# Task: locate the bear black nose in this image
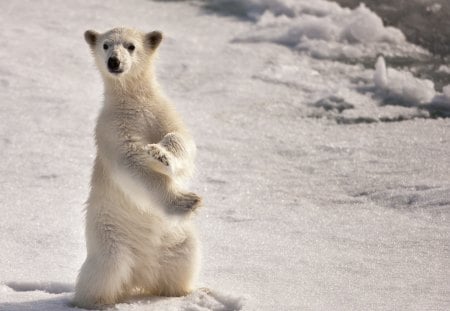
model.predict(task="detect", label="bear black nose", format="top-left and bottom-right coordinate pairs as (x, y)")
top-left (107, 57), bottom-right (120, 71)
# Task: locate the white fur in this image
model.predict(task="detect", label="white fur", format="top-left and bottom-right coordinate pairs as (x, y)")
top-left (73, 28), bottom-right (200, 309)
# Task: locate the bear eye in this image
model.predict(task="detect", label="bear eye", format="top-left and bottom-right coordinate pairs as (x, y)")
top-left (103, 43), bottom-right (108, 50)
top-left (127, 44), bottom-right (135, 52)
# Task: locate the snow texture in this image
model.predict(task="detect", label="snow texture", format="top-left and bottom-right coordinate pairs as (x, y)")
top-left (0, 0), bottom-right (449, 310)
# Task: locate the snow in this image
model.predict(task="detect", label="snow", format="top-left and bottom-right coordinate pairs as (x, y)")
top-left (227, 0), bottom-right (423, 60)
top-left (374, 56), bottom-right (436, 105)
top-left (444, 85), bottom-right (450, 98)
top-left (373, 56), bottom-right (388, 88)
top-left (426, 3), bottom-right (442, 14)
top-left (1, 0), bottom-right (449, 310)
top-left (438, 65), bottom-right (450, 74)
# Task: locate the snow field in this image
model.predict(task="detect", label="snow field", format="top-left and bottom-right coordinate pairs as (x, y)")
top-left (0, 0), bottom-right (449, 310)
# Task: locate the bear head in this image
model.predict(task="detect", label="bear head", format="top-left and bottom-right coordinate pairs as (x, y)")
top-left (84, 27), bottom-right (162, 79)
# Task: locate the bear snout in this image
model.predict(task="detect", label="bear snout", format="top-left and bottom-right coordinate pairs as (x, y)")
top-left (107, 57), bottom-right (121, 72)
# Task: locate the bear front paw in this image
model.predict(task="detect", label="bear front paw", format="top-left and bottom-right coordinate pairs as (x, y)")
top-left (170, 192), bottom-right (203, 214)
top-left (145, 144), bottom-right (170, 166)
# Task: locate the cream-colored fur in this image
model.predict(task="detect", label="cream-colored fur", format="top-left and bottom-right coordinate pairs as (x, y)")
top-left (73, 28), bottom-right (201, 309)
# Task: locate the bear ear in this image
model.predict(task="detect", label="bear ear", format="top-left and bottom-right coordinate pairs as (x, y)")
top-left (84, 30), bottom-right (99, 48)
top-left (145, 31), bottom-right (163, 50)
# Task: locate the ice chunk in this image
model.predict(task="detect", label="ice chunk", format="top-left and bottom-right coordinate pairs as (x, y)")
top-left (344, 5), bottom-right (384, 43)
top-left (437, 65), bottom-right (450, 74)
top-left (343, 4), bottom-right (405, 44)
top-left (257, 10), bottom-right (290, 26)
top-left (428, 84), bottom-right (450, 116)
top-left (426, 3), bottom-right (442, 14)
top-left (374, 55), bottom-right (388, 88)
top-left (284, 16), bottom-right (339, 43)
top-left (443, 84), bottom-right (450, 98)
top-left (373, 56), bottom-right (435, 104)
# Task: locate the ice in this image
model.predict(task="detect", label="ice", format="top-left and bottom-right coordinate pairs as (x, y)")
top-left (373, 56), bottom-right (388, 88)
top-left (0, 0), bottom-right (449, 310)
top-left (374, 56), bottom-right (436, 104)
top-left (431, 84), bottom-right (450, 109)
top-left (226, 0), bottom-right (421, 60)
top-left (438, 65), bottom-right (450, 74)
top-left (444, 84), bottom-right (450, 98)
top-left (342, 4), bottom-right (405, 44)
top-left (218, 0), bottom-right (434, 120)
top-left (426, 3), bottom-right (442, 13)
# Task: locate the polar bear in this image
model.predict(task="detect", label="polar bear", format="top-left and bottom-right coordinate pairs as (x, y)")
top-left (73, 27), bottom-right (202, 309)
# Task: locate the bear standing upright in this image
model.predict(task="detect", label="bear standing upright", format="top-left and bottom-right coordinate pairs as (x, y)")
top-left (73, 27), bottom-right (202, 309)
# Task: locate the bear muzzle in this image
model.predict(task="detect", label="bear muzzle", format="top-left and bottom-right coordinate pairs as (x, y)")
top-left (107, 56), bottom-right (123, 74)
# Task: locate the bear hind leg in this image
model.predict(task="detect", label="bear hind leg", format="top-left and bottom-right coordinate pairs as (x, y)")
top-left (73, 250), bottom-right (133, 309)
top-left (157, 230), bottom-right (199, 297)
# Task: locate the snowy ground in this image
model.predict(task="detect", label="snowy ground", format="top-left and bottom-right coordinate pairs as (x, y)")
top-left (0, 0), bottom-right (449, 310)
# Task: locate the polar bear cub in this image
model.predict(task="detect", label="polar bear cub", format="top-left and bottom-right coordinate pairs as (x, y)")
top-left (73, 27), bottom-right (202, 309)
